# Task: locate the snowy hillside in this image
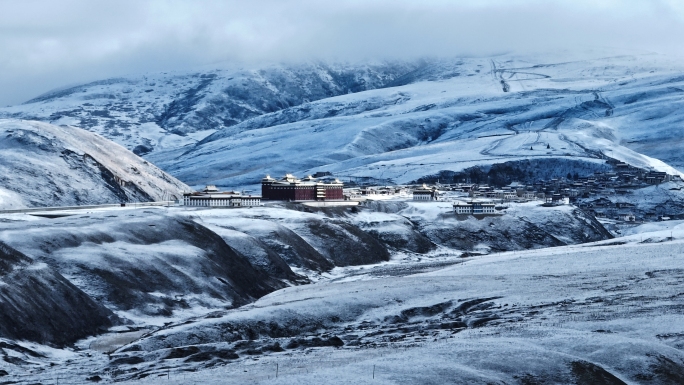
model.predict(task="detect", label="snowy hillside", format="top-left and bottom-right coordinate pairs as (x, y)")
top-left (0, 119), bottom-right (190, 209)
top-left (108, 234), bottom-right (684, 384)
top-left (0, 62), bottom-right (423, 156)
top-left (0, 241), bottom-right (117, 347)
top-left (0, 204), bottom-right (681, 383)
top-left (0, 211), bottom-right (291, 326)
top-left (357, 200), bottom-right (612, 253)
top-left (152, 52), bottom-right (684, 187)
top-left (0, 202), bottom-right (609, 343)
top-left (3, 53), bottom-right (684, 189)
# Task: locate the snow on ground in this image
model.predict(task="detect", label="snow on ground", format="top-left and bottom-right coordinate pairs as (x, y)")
top-left (622, 219), bottom-right (684, 237)
top-left (4, 226), bottom-right (680, 384)
top-left (585, 180), bottom-right (684, 224)
top-left (0, 202), bottom-right (677, 383)
top-left (127, 236), bottom-right (684, 383)
top-left (617, 181), bottom-right (684, 210)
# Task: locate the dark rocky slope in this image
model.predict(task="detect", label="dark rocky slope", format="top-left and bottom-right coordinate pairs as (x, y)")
top-left (202, 217), bottom-right (335, 273)
top-left (0, 242), bottom-right (117, 347)
top-left (357, 201), bottom-right (612, 253)
top-left (301, 219), bottom-right (390, 266)
top-left (0, 212), bottom-right (289, 318)
top-left (195, 207), bottom-right (392, 270)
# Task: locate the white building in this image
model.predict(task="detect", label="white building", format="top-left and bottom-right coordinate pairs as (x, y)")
top-left (522, 191), bottom-right (537, 200)
top-left (493, 190), bottom-right (517, 200)
top-left (413, 184), bottom-right (438, 201)
top-left (182, 186), bottom-right (261, 207)
top-left (453, 201), bottom-right (497, 215)
top-left (454, 201), bottom-right (474, 214)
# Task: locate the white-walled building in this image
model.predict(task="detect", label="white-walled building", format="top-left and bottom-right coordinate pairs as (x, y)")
top-left (491, 190), bottom-right (517, 200)
top-left (522, 191), bottom-right (537, 200)
top-left (413, 184), bottom-right (438, 201)
top-left (545, 194), bottom-right (570, 205)
top-left (453, 201), bottom-right (497, 215)
top-left (182, 186), bottom-right (261, 207)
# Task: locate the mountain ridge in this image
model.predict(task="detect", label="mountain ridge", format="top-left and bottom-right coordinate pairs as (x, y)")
top-left (2, 53), bottom-right (684, 188)
top-left (0, 119), bottom-right (190, 209)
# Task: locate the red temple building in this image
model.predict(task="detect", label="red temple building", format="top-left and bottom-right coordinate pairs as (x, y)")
top-left (261, 174), bottom-right (344, 201)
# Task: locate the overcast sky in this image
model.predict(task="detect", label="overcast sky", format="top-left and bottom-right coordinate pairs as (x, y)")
top-left (1, 0), bottom-right (684, 106)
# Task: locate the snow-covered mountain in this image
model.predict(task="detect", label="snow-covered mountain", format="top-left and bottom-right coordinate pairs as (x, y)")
top-left (5, 51), bottom-right (684, 383)
top-left (3, 52), bottom-right (684, 189)
top-left (156, 52), bottom-right (684, 188)
top-left (0, 62), bottom-right (423, 157)
top-left (0, 119), bottom-right (189, 209)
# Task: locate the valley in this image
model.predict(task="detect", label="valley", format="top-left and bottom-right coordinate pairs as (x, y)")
top-left (1, 50), bottom-right (684, 384)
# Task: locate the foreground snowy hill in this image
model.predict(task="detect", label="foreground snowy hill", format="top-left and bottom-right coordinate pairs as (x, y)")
top-left (0, 119), bottom-right (189, 209)
top-left (0, 242), bottom-right (117, 347)
top-left (108, 234), bottom-right (683, 384)
top-left (0, 202), bottom-right (608, 348)
top-left (0, 205), bottom-right (680, 383)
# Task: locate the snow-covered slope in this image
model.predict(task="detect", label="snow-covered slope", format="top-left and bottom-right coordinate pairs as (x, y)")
top-left (0, 210), bottom-right (290, 325)
top-left (0, 242), bottom-right (117, 347)
top-left (3, 53), bottom-right (684, 189)
top-left (0, 202), bottom-right (609, 331)
top-left (355, 201), bottom-right (612, 253)
top-left (124, 235), bottom-right (683, 384)
top-left (0, 119), bottom-right (190, 209)
top-left (15, 223), bottom-right (680, 384)
top-left (0, 62), bottom-right (423, 156)
top-left (154, 53), bottom-right (684, 187)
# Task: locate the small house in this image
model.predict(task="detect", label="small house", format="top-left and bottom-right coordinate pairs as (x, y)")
top-left (413, 184), bottom-right (438, 201)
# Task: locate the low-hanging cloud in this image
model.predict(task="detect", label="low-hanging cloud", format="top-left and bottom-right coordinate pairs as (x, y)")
top-left (1, 0), bottom-right (683, 106)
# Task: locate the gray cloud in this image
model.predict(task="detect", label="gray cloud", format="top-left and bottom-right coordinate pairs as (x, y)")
top-left (1, 0), bottom-right (684, 106)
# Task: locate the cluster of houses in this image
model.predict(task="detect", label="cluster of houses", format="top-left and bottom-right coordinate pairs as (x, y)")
top-left (578, 198), bottom-right (675, 222)
top-left (531, 164), bottom-right (676, 200)
top-left (345, 186), bottom-right (409, 199)
top-left (345, 184), bottom-right (442, 201)
top-left (434, 165), bottom-right (680, 205)
top-left (181, 165), bottom-right (680, 221)
top-left (583, 198), bottom-right (639, 221)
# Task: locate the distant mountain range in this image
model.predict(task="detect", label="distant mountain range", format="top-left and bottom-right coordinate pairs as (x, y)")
top-left (3, 52), bottom-right (684, 188)
top-left (0, 62), bottom-right (424, 156)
